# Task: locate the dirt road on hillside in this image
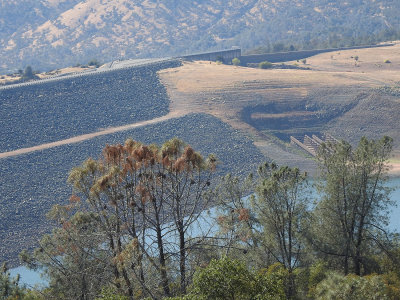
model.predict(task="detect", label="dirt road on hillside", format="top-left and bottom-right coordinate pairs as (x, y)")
top-left (0, 111), bottom-right (183, 159)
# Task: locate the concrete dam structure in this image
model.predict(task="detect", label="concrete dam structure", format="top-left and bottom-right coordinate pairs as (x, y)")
top-left (239, 43), bottom-right (394, 65)
top-left (180, 48), bottom-right (241, 63)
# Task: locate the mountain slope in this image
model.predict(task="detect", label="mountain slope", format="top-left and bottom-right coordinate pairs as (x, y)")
top-left (1, 0), bottom-right (400, 72)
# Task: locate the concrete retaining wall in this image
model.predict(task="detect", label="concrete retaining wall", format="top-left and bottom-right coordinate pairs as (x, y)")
top-left (240, 44), bottom-right (394, 65)
top-left (180, 49), bottom-right (241, 63)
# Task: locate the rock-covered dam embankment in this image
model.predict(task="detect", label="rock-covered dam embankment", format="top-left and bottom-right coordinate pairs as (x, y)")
top-left (0, 59), bottom-right (181, 153)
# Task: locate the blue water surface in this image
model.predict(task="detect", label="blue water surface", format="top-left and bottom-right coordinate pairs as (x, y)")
top-left (9, 178), bottom-right (400, 288)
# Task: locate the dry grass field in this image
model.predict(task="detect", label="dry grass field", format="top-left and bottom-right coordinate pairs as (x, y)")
top-left (0, 65), bottom-right (98, 85)
top-left (159, 42), bottom-right (400, 174)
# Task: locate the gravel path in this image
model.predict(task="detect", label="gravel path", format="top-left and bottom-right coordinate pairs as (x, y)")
top-left (0, 111), bottom-right (182, 159)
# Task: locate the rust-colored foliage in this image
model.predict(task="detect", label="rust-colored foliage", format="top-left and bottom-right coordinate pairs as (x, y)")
top-left (184, 146), bottom-right (194, 160)
top-left (62, 138), bottom-right (216, 298)
top-left (173, 157), bottom-right (186, 172)
top-left (238, 208), bottom-right (250, 222)
top-left (124, 157), bottom-right (134, 173)
top-left (162, 155), bottom-right (170, 167)
top-left (69, 194), bottom-right (81, 204)
top-left (57, 246), bottom-right (65, 255)
top-left (103, 144), bottom-right (124, 165)
top-left (135, 183), bottom-right (150, 203)
top-left (62, 221), bottom-right (72, 230)
top-left (133, 145), bottom-right (154, 163)
top-left (217, 215), bottom-right (227, 225)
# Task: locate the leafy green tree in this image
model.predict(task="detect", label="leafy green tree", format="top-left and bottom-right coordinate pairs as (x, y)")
top-left (253, 163), bottom-right (310, 298)
top-left (312, 136), bottom-right (394, 275)
top-left (96, 287), bottom-right (129, 300)
top-left (22, 66), bottom-right (36, 80)
top-left (214, 164), bottom-right (310, 298)
top-left (307, 260), bottom-right (329, 298)
top-left (272, 42), bottom-right (285, 52)
top-left (190, 256), bottom-right (255, 299)
top-left (21, 208), bottom-right (113, 300)
top-left (314, 272), bottom-right (396, 300)
top-left (187, 256), bottom-right (285, 300)
top-left (215, 173), bottom-right (257, 259)
top-left (259, 61), bottom-right (273, 69)
top-left (0, 263), bottom-right (26, 300)
top-left (232, 58), bottom-right (240, 66)
top-left (88, 59), bottom-right (101, 68)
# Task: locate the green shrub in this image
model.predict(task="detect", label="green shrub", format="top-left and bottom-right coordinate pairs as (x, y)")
top-left (259, 61), bottom-right (273, 69)
top-left (216, 55), bottom-right (224, 64)
top-left (315, 272), bottom-right (393, 300)
top-left (190, 257), bottom-right (254, 299)
top-left (384, 59), bottom-right (391, 63)
top-left (232, 57), bottom-right (241, 66)
top-left (96, 287), bottom-right (129, 300)
top-left (0, 263), bottom-right (27, 299)
top-left (186, 257), bottom-right (285, 300)
top-left (88, 59), bottom-right (101, 68)
top-left (307, 261), bottom-right (329, 298)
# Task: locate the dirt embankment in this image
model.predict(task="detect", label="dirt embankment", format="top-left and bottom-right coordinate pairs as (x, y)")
top-left (159, 43), bottom-right (400, 174)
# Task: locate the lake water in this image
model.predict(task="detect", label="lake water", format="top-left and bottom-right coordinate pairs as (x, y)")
top-left (9, 177), bottom-right (400, 287)
top-left (387, 177), bottom-right (400, 230)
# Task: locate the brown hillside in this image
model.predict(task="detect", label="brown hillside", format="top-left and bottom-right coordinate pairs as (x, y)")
top-left (159, 43), bottom-right (400, 174)
top-left (2, 0), bottom-right (400, 71)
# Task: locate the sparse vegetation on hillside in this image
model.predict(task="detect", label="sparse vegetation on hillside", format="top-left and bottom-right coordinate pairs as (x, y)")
top-left (1, 0), bottom-right (400, 71)
top-left (0, 65), bottom-right (40, 86)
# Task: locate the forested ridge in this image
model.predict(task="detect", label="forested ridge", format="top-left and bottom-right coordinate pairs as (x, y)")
top-left (2, 135), bottom-right (399, 299)
top-left (1, 0), bottom-right (400, 72)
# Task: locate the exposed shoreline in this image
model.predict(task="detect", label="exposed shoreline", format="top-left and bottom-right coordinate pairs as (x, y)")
top-left (389, 162), bottom-right (400, 177)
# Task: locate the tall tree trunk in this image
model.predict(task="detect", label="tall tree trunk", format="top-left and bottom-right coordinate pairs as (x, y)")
top-left (116, 205), bottom-right (134, 299)
top-left (178, 220), bottom-right (186, 295)
top-left (108, 234), bottom-right (122, 290)
top-left (155, 216), bottom-right (170, 297)
top-left (354, 215), bottom-right (366, 276)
